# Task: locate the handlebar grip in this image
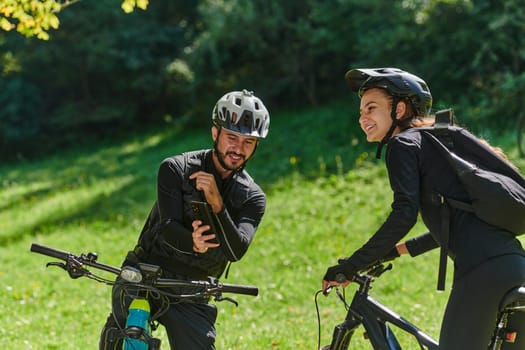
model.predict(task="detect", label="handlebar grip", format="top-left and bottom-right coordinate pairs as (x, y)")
top-left (30, 243), bottom-right (71, 261)
top-left (220, 283), bottom-right (259, 296)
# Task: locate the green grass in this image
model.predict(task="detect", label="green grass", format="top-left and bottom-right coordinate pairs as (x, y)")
top-left (1, 100), bottom-right (524, 349)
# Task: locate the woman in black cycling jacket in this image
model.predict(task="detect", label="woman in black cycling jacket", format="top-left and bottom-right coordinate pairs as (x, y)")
top-left (322, 67), bottom-right (525, 349)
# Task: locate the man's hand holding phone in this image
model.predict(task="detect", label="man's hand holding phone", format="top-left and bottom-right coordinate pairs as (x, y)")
top-left (191, 200), bottom-right (221, 253)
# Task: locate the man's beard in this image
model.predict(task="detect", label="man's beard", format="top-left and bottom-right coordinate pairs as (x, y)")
top-left (214, 143), bottom-right (247, 171)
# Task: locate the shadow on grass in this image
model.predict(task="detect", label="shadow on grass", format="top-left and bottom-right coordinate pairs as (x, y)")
top-left (0, 126), bottom-right (208, 246)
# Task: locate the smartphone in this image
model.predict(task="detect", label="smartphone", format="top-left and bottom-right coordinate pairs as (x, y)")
top-left (190, 200), bottom-right (219, 244)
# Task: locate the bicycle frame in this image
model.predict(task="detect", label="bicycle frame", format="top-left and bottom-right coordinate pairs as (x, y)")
top-left (323, 263), bottom-right (438, 350)
top-left (328, 286), bottom-right (438, 350)
top-left (323, 263), bottom-right (525, 350)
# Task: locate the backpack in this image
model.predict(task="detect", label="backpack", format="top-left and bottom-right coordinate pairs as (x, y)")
top-left (419, 109), bottom-right (525, 290)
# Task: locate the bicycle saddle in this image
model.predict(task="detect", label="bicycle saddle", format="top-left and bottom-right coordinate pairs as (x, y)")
top-left (500, 286), bottom-right (525, 311)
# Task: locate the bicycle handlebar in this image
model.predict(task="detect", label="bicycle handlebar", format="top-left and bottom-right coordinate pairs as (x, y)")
top-left (31, 242), bottom-right (121, 275)
top-left (333, 261), bottom-right (392, 284)
top-left (218, 282), bottom-right (259, 296)
top-left (31, 243), bottom-right (70, 260)
top-left (30, 243), bottom-right (258, 297)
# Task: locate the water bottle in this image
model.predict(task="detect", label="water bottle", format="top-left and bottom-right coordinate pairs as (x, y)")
top-left (123, 298), bottom-right (151, 350)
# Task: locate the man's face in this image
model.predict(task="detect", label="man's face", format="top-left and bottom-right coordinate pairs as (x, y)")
top-left (212, 127), bottom-right (258, 171)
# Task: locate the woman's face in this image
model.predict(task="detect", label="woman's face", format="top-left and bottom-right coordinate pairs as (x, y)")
top-left (359, 88), bottom-right (400, 142)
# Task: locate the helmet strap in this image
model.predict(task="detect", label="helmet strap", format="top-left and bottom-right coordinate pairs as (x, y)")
top-left (375, 97), bottom-right (400, 159)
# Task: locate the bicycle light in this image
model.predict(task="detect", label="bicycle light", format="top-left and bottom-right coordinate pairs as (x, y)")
top-left (120, 266), bottom-right (143, 283)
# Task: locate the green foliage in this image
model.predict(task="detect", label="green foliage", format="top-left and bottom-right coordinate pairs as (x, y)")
top-left (0, 0), bottom-right (61, 40)
top-left (0, 0), bottom-right (201, 159)
top-left (121, 0), bottom-right (149, 13)
top-left (191, 0), bottom-right (347, 106)
top-left (0, 0), bottom-right (149, 40)
top-left (410, 0), bottom-right (525, 127)
top-left (0, 77), bottom-right (42, 148)
top-left (1, 0), bottom-right (525, 160)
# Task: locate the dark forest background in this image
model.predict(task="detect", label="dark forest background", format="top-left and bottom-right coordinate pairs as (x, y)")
top-left (1, 0), bottom-right (524, 160)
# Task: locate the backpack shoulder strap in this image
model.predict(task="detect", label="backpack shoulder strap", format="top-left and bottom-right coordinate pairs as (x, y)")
top-left (419, 110), bottom-right (474, 290)
top-left (417, 110), bottom-right (455, 291)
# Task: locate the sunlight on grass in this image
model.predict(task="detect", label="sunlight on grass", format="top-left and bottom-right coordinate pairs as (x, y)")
top-left (0, 179), bottom-right (53, 208)
top-left (1, 175), bottom-right (135, 243)
top-left (120, 133), bottom-right (166, 155)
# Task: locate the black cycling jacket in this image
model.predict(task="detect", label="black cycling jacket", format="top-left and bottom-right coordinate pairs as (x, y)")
top-left (345, 128), bottom-right (524, 281)
top-left (134, 149), bottom-right (266, 279)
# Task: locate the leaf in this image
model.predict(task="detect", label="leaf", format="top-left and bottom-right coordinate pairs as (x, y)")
top-left (137, 0), bottom-right (149, 10)
top-left (121, 0), bottom-right (134, 14)
top-left (48, 14), bottom-right (59, 29)
top-left (0, 17), bottom-right (15, 31)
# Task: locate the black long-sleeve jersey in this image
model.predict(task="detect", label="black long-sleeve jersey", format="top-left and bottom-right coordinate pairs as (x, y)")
top-left (135, 149), bottom-right (266, 279)
top-left (345, 128), bottom-right (524, 281)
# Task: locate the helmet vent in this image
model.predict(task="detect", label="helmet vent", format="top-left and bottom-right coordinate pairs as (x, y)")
top-left (419, 82), bottom-right (430, 92)
top-left (254, 102), bottom-right (260, 110)
top-left (242, 114), bottom-right (250, 128)
top-left (235, 97), bottom-right (242, 106)
top-left (219, 107), bottom-right (227, 121)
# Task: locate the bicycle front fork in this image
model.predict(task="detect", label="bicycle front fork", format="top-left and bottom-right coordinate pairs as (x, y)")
top-left (321, 320), bottom-right (355, 350)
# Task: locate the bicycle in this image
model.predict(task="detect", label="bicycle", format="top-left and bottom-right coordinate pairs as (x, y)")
top-left (316, 262), bottom-right (525, 350)
top-left (30, 243), bottom-right (258, 349)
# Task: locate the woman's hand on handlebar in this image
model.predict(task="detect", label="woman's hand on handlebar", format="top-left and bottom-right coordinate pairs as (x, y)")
top-left (322, 278), bottom-right (350, 295)
top-left (322, 242), bottom-right (408, 294)
top-left (322, 258), bottom-right (355, 294)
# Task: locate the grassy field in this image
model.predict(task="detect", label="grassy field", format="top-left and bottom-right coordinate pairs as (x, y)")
top-left (1, 100), bottom-right (524, 349)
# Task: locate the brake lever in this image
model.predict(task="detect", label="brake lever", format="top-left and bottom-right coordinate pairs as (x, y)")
top-left (214, 294), bottom-right (239, 307)
top-left (46, 261), bottom-right (67, 270)
top-left (46, 258), bottom-right (87, 279)
top-left (368, 262), bottom-right (393, 277)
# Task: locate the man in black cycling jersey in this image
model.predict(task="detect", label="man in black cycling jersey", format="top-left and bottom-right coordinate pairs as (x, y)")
top-left (99, 89), bottom-right (270, 350)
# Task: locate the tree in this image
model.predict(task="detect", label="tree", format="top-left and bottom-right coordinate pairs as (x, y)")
top-left (0, 0), bottom-right (199, 159)
top-left (0, 0), bottom-right (149, 40)
top-left (410, 0), bottom-right (525, 130)
top-left (2, 0), bottom-right (523, 160)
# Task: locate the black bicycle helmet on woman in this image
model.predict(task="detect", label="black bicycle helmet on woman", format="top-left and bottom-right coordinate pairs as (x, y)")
top-left (345, 67), bottom-right (432, 158)
top-left (212, 89), bottom-right (270, 139)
